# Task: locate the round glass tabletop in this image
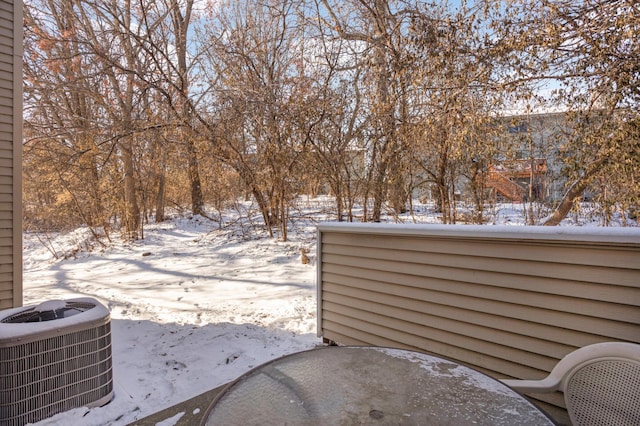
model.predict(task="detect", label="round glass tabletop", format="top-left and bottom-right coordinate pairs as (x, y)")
top-left (203, 346), bottom-right (555, 425)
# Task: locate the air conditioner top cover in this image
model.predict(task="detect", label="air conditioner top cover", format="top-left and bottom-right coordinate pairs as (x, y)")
top-left (0, 297), bottom-right (111, 345)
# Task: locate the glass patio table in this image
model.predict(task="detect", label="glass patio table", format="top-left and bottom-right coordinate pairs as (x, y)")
top-left (202, 346), bottom-right (555, 425)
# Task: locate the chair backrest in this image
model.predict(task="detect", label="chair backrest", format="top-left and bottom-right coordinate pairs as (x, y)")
top-left (559, 343), bottom-right (640, 426)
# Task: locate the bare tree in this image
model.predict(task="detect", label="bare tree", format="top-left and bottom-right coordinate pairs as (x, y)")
top-left (318, 0), bottom-right (412, 221)
top-left (24, 0), bottom-right (120, 236)
top-left (78, 0), bottom-right (149, 237)
top-left (168, 0), bottom-right (206, 217)
top-left (492, 0), bottom-right (640, 225)
top-left (24, 0), bottom-right (638, 236)
top-left (198, 0), bottom-right (309, 239)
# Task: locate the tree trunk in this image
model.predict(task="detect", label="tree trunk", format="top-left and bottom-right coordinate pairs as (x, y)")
top-left (371, 166), bottom-right (386, 222)
top-left (171, 0), bottom-right (205, 217)
top-left (370, 0), bottom-right (395, 223)
top-left (155, 148), bottom-right (167, 222)
top-left (388, 159), bottom-right (407, 215)
top-left (543, 180), bottom-right (589, 226)
top-left (187, 138), bottom-right (205, 216)
top-left (122, 139), bottom-right (140, 237)
top-left (543, 156), bottom-right (607, 226)
top-left (280, 187), bottom-right (288, 241)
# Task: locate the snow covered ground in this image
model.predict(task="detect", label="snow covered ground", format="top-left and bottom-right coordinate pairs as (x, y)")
top-left (18, 198), bottom-right (635, 425)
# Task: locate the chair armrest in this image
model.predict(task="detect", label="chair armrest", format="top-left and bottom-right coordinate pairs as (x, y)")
top-left (501, 376), bottom-right (561, 393)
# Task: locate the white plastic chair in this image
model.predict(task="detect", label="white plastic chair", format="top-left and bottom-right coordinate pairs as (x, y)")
top-left (502, 342), bottom-right (640, 426)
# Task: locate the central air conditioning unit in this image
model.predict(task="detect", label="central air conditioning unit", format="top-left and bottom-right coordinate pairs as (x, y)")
top-left (0, 297), bottom-right (113, 426)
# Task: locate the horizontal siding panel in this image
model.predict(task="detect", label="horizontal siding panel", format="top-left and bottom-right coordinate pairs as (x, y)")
top-left (0, 228), bottom-right (11, 238)
top-left (0, 49), bottom-right (14, 65)
top-left (0, 121), bottom-right (12, 133)
top-left (322, 297), bottom-right (572, 368)
top-left (0, 277), bottom-right (12, 291)
top-left (0, 220), bottom-right (14, 228)
top-left (322, 242), bottom-right (640, 289)
top-left (0, 149), bottom-right (11, 161)
top-left (322, 233), bottom-right (640, 270)
top-left (0, 298), bottom-right (13, 310)
top-left (0, 102), bottom-right (12, 116)
top-left (0, 196), bottom-right (13, 210)
top-left (0, 90), bottom-right (12, 104)
top-left (322, 261), bottom-right (640, 325)
top-left (322, 249), bottom-right (640, 305)
top-left (0, 18), bottom-right (12, 33)
top-left (321, 314), bottom-right (555, 380)
top-left (0, 2), bottom-right (12, 14)
top-left (0, 25), bottom-right (12, 40)
top-left (0, 261), bottom-right (13, 274)
top-left (0, 96), bottom-right (13, 110)
top-left (0, 282), bottom-right (13, 299)
top-left (0, 138), bottom-right (12, 150)
top-left (322, 281), bottom-right (614, 348)
top-left (0, 288), bottom-right (11, 301)
top-left (0, 69), bottom-right (11, 86)
top-left (0, 148), bottom-right (12, 159)
top-left (320, 329), bottom-right (369, 347)
top-left (323, 265), bottom-right (640, 340)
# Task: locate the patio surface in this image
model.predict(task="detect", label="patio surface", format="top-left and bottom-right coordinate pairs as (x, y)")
top-left (127, 385), bottom-right (225, 426)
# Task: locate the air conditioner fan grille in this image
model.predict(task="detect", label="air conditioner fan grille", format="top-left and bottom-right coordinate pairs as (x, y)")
top-left (0, 302), bottom-right (96, 324)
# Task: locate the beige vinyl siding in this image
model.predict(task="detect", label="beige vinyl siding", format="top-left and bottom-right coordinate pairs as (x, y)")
top-left (0, 0), bottom-right (21, 310)
top-left (317, 223), bottom-right (640, 423)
